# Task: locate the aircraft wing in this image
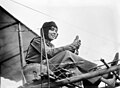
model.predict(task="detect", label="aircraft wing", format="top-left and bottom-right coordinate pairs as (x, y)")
top-left (0, 6), bottom-right (38, 82)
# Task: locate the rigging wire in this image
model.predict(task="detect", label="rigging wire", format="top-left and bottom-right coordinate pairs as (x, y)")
top-left (8, 0), bottom-right (56, 19)
top-left (89, 58), bottom-right (120, 71)
top-left (41, 28), bottom-right (50, 88)
top-left (2, 0), bottom-right (119, 47)
top-left (7, 0), bottom-right (120, 46)
top-left (3, 0), bottom-right (119, 61)
top-left (40, 29), bottom-right (43, 88)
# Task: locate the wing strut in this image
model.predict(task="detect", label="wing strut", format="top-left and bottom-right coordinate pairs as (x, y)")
top-left (18, 23), bottom-right (26, 84)
top-left (100, 58), bottom-right (120, 81)
top-left (41, 28), bottom-right (50, 88)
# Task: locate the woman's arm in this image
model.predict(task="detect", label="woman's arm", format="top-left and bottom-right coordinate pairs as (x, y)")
top-left (31, 36), bottom-right (81, 58)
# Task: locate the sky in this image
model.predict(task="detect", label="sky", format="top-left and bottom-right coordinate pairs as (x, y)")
top-left (1, 0), bottom-right (120, 88)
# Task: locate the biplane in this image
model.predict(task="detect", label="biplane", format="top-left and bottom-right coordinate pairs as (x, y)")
top-left (0, 6), bottom-right (120, 88)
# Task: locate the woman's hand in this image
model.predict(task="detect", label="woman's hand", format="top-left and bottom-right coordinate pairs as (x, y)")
top-left (61, 35), bottom-right (81, 53)
top-left (71, 35), bottom-right (81, 50)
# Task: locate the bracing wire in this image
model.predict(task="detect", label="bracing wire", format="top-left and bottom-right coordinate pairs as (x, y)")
top-left (89, 58), bottom-right (120, 71)
top-left (40, 29), bottom-right (43, 88)
top-left (7, 0), bottom-right (120, 47)
top-left (8, 0), bottom-right (56, 19)
top-left (41, 28), bottom-right (50, 88)
top-left (6, 0), bottom-right (120, 64)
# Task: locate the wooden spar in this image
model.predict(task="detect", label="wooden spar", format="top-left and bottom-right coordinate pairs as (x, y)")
top-left (64, 64), bottom-right (116, 86)
top-left (100, 59), bottom-right (120, 80)
top-left (53, 64), bottom-right (120, 87)
top-left (18, 23), bottom-right (26, 84)
top-left (21, 64), bottom-right (120, 88)
top-left (101, 82), bottom-right (120, 88)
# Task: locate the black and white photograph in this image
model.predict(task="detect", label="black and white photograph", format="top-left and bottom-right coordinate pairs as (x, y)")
top-left (0, 0), bottom-right (120, 88)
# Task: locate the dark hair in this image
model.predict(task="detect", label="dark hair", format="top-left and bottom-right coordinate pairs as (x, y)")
top-left (42, 21), bottom-right (58, 29)
top-left (41, 21), bottom-right (58, 41)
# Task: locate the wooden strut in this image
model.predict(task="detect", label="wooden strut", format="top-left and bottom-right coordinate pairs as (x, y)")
top-left (40, 29), bottom-right (43, 88)
top-left (41, 28), bottom-right (50, 88)
top-left (100, 59), bottom-right (120, 81)
top-left (18, 23), bottom-right (26, 84)
top-left (22, 64), bottom-right (120, 88)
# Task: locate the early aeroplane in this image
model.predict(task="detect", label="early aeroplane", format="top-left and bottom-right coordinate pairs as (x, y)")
top-left (0, 6), bottom-right (120, 88)
top-left (18, 53), bottom-right (120, 88)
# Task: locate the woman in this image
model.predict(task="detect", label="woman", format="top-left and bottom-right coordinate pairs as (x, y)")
top-left (25, 21), bottom-right (116, 88)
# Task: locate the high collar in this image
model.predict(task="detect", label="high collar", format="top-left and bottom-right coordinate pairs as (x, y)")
top-left (45, 39), bottom-right (54, 47)
top-left (45, 39), bottom-right (51, 44)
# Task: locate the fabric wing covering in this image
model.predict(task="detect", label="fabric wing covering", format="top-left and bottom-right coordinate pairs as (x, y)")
top-left (0, 6), bottom-right (38, 82)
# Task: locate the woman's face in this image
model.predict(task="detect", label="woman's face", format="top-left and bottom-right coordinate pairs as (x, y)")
top-left (48, 26), bottom-right (58, 40)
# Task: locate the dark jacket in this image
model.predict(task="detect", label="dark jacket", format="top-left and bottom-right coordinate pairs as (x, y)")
top-left (25, 36), bottom-right (75, 64)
